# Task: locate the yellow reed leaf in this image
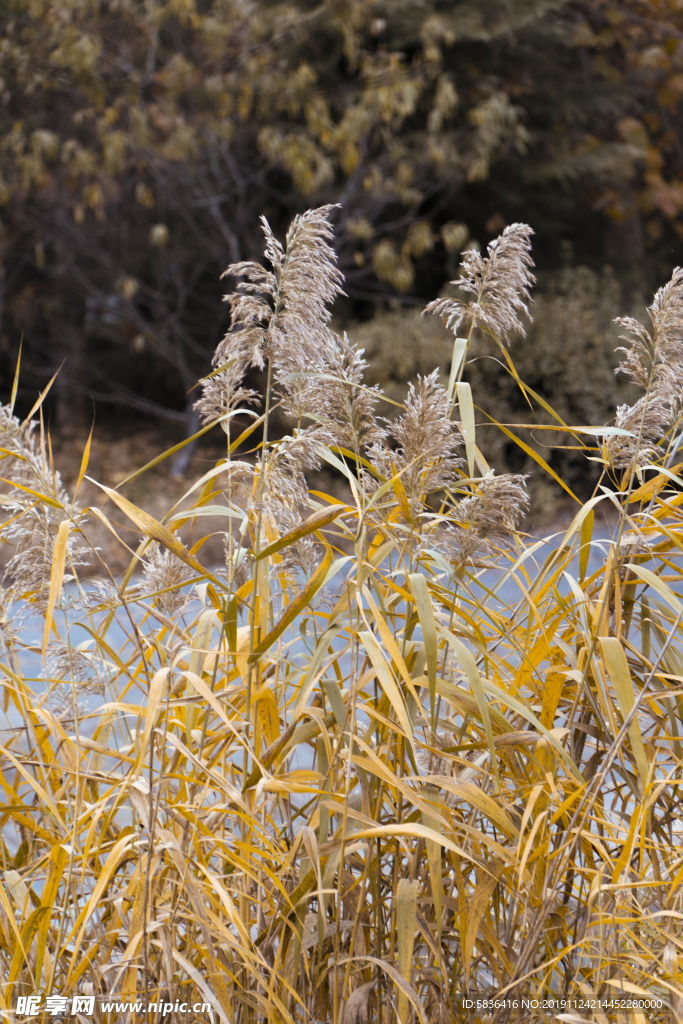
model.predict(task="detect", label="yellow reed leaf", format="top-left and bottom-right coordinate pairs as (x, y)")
top-left (88, 479), bottom-right (224, 587)
top-left (133, 667), bottom-right (169, 774)
top-left (250, 549), bottom-right (331, 661)
top-left (43, 519), bottom-right (70, 652)
top-left (256, 503), bottom-right (347, 559)
top-left (396, 878), bottom-right (418, 1024)
top-left (540, 668), bottom-right (565, 729)
top-left (421, 786), bottom-right (443, 948)
top-left (409, 572), bottom-right (438, 733)
top-left (462, 871), bottom-right (500, 986)
top-left (122, 878), bottom-right (146, 1002)
top-left (580, 507), bottom-right (594, 580)
top-left (186, 608), bottom-right (217, 740)
top-left (456, 380), bottom-right (475, 478)
top-left (74, 421), bottom-right (94, 500)
top-left (628, 461), bottom-right (683, 503)
top-left (34, 843), bottom-right (68, 987)
top-left (359, 629), bottom-right (413, 744)
top-left (600, 637), bottom-right (649, 791)
top-left (67, 833), bottom-right (136, 979)
top-left (256, 687), bottom-right (281, 751)
top-left (7, 906), bottom-right (50, 996)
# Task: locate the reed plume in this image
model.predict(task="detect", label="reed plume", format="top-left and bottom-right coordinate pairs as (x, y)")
top-left (367, 370), bottom-right (462, 518)
top-left (442, 471), bottom-right (529, 565)
top-left (0, 406), bottom-right (87, 617)
top-left (200, 205), bottom-right (384, 567)
top-left (424, 222), bottom-right (535, 342)
top-left (606, 266), bottom-right (683, 468)
top-left (141, 542), bottom-right (194, 617)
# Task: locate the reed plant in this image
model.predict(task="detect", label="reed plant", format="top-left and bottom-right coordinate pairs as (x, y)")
top-left (2, 206), bottom-right (683, 1024)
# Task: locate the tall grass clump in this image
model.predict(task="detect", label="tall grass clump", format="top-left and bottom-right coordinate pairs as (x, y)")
top-left (2, 206), bottom-right (683, 1024)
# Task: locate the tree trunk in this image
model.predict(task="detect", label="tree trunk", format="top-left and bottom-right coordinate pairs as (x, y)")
top-left (53, 319), bottom-right (88, 435)
top-left (170, 396), bottom-right (200, 478)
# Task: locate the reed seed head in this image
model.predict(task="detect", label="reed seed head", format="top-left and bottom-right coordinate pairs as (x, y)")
top-left (424, 222), bottom-right (535, 343)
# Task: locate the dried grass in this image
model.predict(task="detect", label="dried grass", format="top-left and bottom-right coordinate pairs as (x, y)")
top-left (0, 209), bottom-right (681, 1024)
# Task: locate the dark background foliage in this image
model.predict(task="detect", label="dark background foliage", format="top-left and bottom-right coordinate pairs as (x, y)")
top-left (0, 0), bottom-right (681, 492)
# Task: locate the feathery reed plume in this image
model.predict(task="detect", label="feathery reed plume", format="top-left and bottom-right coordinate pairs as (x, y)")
top-left (368, 370), bottom-right (462, 517)
top-left (193, 250), bottom-right (271, 426)
top-left (0, 406), bottom-right (87, 615)
top-left (46, 642), bottom-right (105, 695)
top-left (424, 223), bottom-right (535, 342)
top-left (308, 333), bottom-right (385, 453)
top-left (194, 366), bottom-right (259, 428)
top-left (201, 205), bottom-right (386, 591)
top-left (442, 472), bottom-right (529, 564)
top-left (607, 398), bottom-right (672, 469)
top-left (253, 432), bottom-right (319, 523)
top-left (41, 642), bottom-right (106, 728)
top-left (141, 542), bottom-right (194, 617)
top-left (196, 205), bottom-right (346, 430)
top-left (604, 267), bottom-right (683, 468)
top-left (265, 208), bottom-right (385, 462)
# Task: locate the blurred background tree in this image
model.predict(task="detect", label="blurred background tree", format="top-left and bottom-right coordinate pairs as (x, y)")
top-left (0, 0), bottom-right (682, 487)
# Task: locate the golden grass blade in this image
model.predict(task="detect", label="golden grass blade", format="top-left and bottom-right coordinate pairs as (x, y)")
top-left (89, 479), bottom-right (224, 587)
top-left (421, 786), bottom-right (443, 948)
top-left (25, 364), bottom-right (62, 423)
top-left (628, 460), bottom-right (683, 503)
top-left (337, 956), bottom-right (428, 1024)
top-left (114, 408), bottom-right (262, 489)
top-left (7, 906), bottom-right (49, 996)
top-left (170, 949), bottom-right (231, 1024)
top-left (9, 336), bottom-right (22, 417)
top-left (255, 685), bottom-right (281, 752)
top-left (256, 504), bottom-right (347, 560)
top-left (74, 421), bottom-right (94, 500)
top-left (600, 637), bottom-right (650, 789)
top-left (391, 458), bottom-right (413, 522)
top-left (66, 833), bottom-right (136, 978)
top-left (185, 609), bottom-right (217, 739)
top-left (396, 878), bottom-right (418, 1024)
top-left (0, 745), bottom-right (64, 826)
top-left (484, 415), bottom-right (580, 502)
top-left (363, 587), bottom-right (423, 705)
top-left (133, 668), bottom-right (169, 771)
top-left (579, 507), bottom-right (594, 581)
top-left (34, 843), bottom-right (68, 987)
top-left (347, 823), bottom-right (481, 868)
top-left (462, 872), bottom-right (500, 987)
top-left (540, 668), bottom-right (565, 729)
top-left (447, 634), bottom-right (501, 792)
top-left (456, 381), bottom-right (476, 478)
top-left (447, 336), bottom-right (468, 402)
top-left (359, 630), bottom-right (413, 743)
top-left (250, 549), bottom-right (332, 661)
top-left (625, 563), bottom-right (683, 614)
top-left (409, 573), bottom-right (438, 734)
top-left (43, 519), bottom-right (70, 653)
top-left (423, 776), bottom-right (518, 839)
top-left (0, 478), bottom-right (63, 508)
